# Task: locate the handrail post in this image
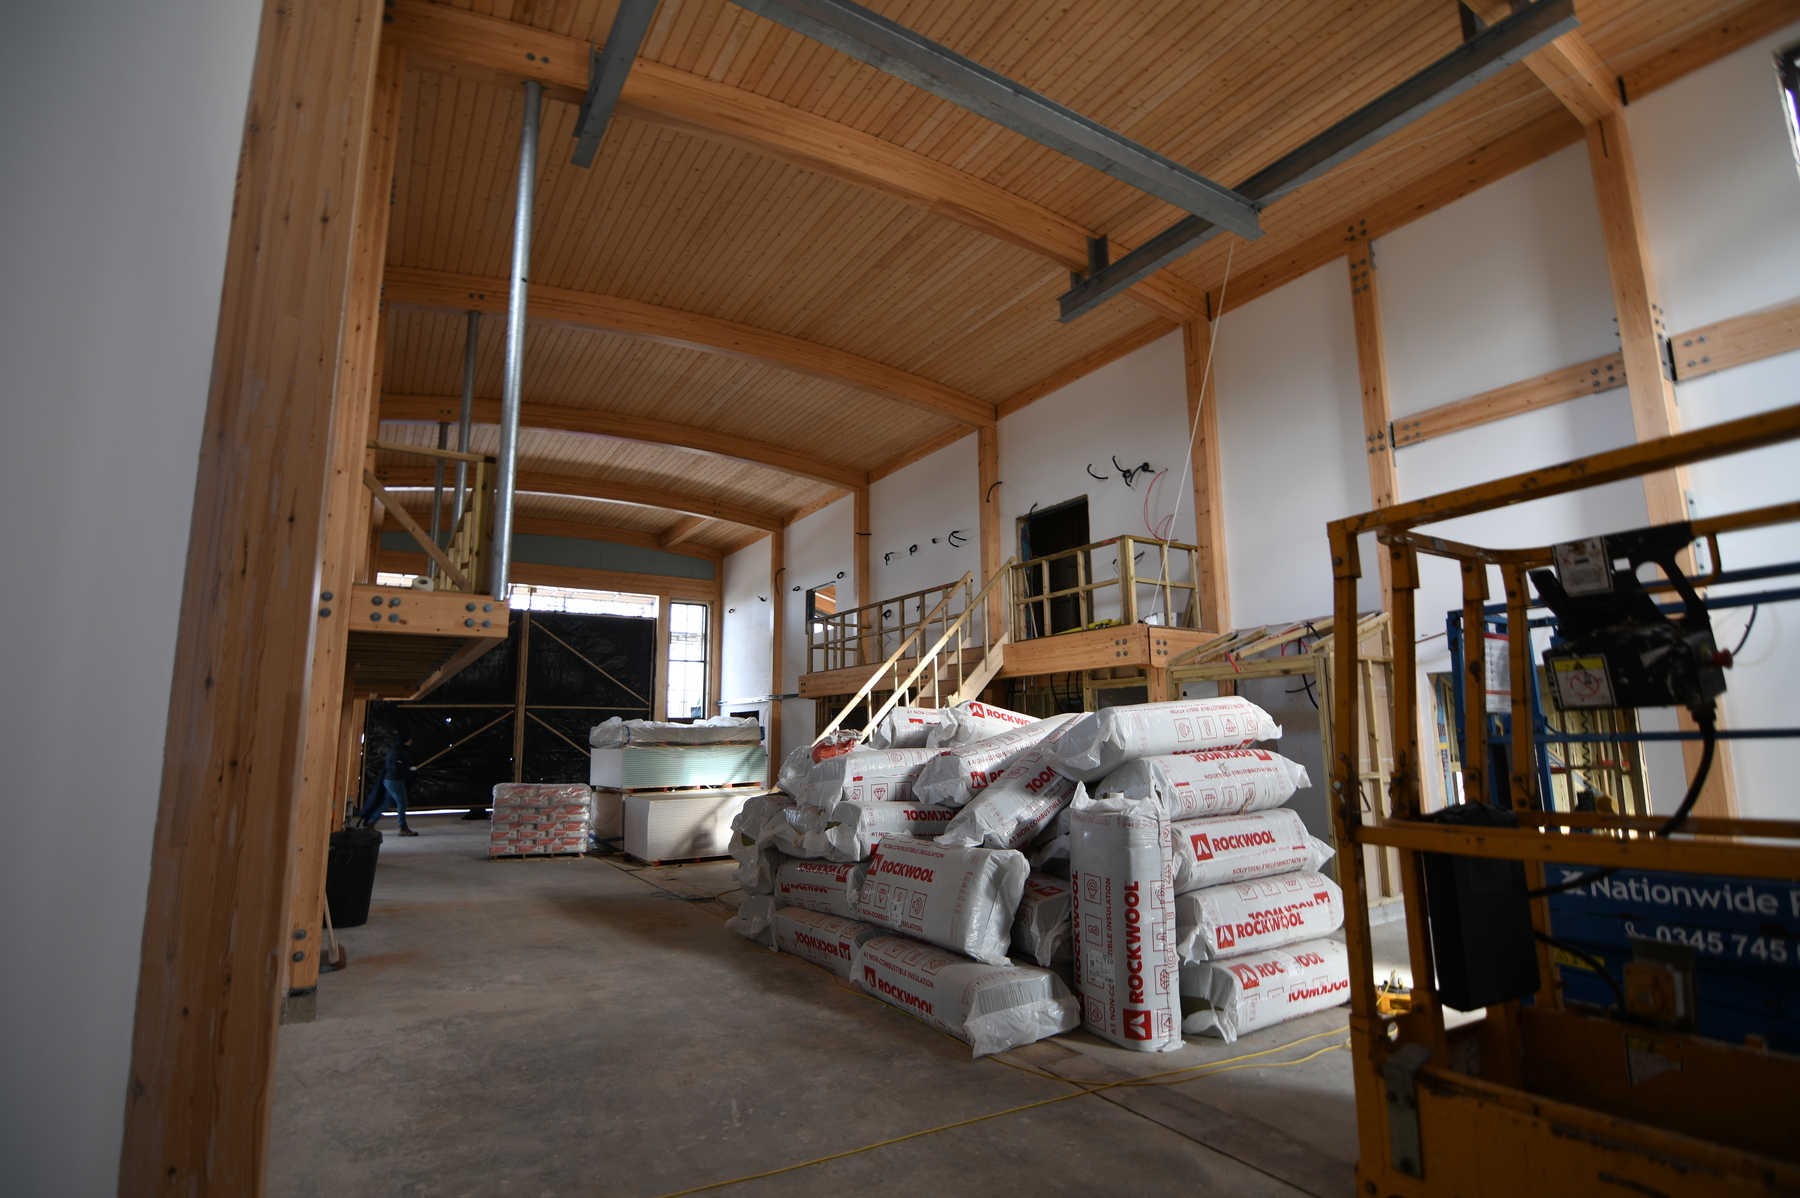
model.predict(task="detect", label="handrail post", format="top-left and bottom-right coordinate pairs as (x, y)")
top-left (1120, 536), bottom-right (1139, 625)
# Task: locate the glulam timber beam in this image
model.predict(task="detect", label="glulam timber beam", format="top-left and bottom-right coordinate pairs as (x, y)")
top-left (384, 0), bottom-right (1205, 322)
top-left (1465, 2), bottom-right (1620, 125)
top-left (379, 512), bottom-right (724, 561)
top-left (380, 393), bottom-right (867, 490)
top-left (385, 267), bottom-right (994, 428)
top-left (376, 464), bottom-right (788, 532)
top-left (659, 515), bottom-right (709, 549)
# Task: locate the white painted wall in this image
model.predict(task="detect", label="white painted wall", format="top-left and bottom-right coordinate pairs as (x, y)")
top-left (868, 432), bottom-right (979, 605)
top-left (0, 1), bottom-right (263, 1193)
top-left (778, 497), bottom-right (856, 759)
top-left (1633, 21), bottom-right (1800, 821)
top-left (720, 537), bottom-right (774, 709)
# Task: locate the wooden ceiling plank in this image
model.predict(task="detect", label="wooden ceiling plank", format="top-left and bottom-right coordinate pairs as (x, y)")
top-left (997, 316), bottom-right (1179, 419)
top-left (384, 264), bottom-right (997, 426)
top-left (868, 425), bottom-right (974, 483)
top-left (378, 461), bottom-right (793, 531)
top-left (381, 392), bottom-right (867, 489)
top-left (387, 0), bottom-right (1205, 321)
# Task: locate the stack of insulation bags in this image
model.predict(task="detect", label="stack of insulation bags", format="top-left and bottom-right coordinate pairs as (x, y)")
top-left (1049, 699), bottom-right (1351, 1048)
top-left (725, 695), bottom-right (1351, 1054)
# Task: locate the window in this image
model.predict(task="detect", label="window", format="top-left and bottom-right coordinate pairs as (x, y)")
top-left (667, 602), bottom-right (710, 719)
top-left (506, 583), bottom-right (656, 618)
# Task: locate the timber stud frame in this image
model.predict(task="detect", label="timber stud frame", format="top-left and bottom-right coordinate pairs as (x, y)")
top-left (1327, 401), bottom-right (1800, 1197)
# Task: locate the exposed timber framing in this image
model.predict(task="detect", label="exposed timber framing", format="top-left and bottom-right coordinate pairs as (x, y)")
top-left (996, 319), bottom-right (1179, 419)
top-left (1183, 321), bottom-right (1229, 633)
top-left (385, 267), bottom-right (994, 428)
top-left (1347, 229), bottom-right (1397, 607)
top-left (377, 548), bottom-right (720, 603)
top-left (384, 512), bottom-right (724, 561)
top-left (380, 393), bottom-right (867, 490)
top-left (374, 464), bottom-right (789, 532)
top-left (869, 427), bottom-right (974, 483)
top-left (284, 39), bottom-right (405, 1005)
top-left (386, 0), bottom-right (1207, 322)
top-left (659, 515), bottom-right (709, 549)
top-left (978, 426), bottom-right (1001, 643)
top-left (119, 0), bottom-right (388, 1190)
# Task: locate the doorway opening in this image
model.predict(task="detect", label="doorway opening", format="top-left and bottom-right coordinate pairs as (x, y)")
top-left (1018, 497), bottom-right (1090, 637)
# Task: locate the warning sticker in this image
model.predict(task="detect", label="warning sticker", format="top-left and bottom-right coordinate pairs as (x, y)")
top-left (1551, 656), bottom-right (1615, 709)
top-left (1554, 537), bottom-right (1613, 596)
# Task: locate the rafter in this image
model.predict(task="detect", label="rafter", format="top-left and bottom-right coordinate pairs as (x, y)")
top-left (381, 511), bottom-right (726, 560)
top-left (375, 464), bottom-right (790, 532)
top-left (379, 393), bottom-right (867, 490)
top-left (385, 0), bottom-right (1206, 322)
top-left (659, 515), bottom-right (709, 549)
top-left (385, 267), bottom-right (993, 428)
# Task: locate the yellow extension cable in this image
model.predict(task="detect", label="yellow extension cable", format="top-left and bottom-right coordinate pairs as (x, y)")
top-left (619, 862), bottom-right (1352, 1198)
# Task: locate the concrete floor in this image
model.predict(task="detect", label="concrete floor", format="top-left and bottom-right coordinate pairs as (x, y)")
top-left (270, 815), bottom-right (1370, 1197)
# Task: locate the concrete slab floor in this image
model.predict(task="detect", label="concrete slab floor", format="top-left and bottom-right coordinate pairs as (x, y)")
top-left (270, 815), bottom-right (1364, 1198)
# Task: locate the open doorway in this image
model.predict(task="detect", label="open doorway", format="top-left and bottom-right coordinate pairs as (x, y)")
top-left (1018, 497), bottom-right (1090, 637)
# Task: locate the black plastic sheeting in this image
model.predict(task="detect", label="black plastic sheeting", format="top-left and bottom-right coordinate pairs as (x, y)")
top-left (362, 611), bottom-right (655, 810)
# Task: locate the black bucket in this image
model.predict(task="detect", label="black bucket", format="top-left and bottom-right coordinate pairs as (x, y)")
top-left (325, 826), bottom-right (383, 928)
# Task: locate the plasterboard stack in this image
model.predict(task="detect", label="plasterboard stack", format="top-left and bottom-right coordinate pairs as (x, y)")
top-left (588, 716), bottom-right (768, 861)
top-left (489, 782), bottom-right (594, 859)
top-left (724, 697), bottom-right (1351, 1055)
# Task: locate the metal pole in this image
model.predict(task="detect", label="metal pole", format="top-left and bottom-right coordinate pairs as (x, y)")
top-left (493, 81), bottom-right (541, 600)
top-left (452, 311), bottom-right (478, 529)
top-left (429, 422), bottom-right (448, 556)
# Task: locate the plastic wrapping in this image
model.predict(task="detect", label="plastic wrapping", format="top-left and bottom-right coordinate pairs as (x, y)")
top-left (937, 746), bottom-right (1077, 850)
top-left (810, 801), bottom-right (956, 861)
top-left (1096, 748), bottom-right (1311, 820)
top-left (774, 858), bottom-right (870, 919)
top-left (768, 805), bottom-right (830, 859)
top-left (726, 895), bottom-right (779, 946)
top-left (854, 836), bottom-right (1029, 965)
top-left (1069, 790), bottom-right (1182, 1051)
top-left (777, 744), bottom-right (814, 798)
top-left (773, 907), bottom-right (883, 979)
top-left (1174, 870), bottom-right (1345, 962)
top-left (855, 934), bottom-right (1080, 1057)
top-left (730, 793), bottom-right (797, 851)
top-left (1044, 698), bottom-right (1282, 782)
top-left (489, 783), bottom-right (594, 857)
top-left (733, 843), bottom-right (785, 896)
top-left (1169, 809), bottom-right (1334, 893)
top-left (800, 747), bottom-right (941, 811)
top-left (868, 706), bottom-right (950, 749)
top-left (925, 700), bottom-right (1038, 748)
top-left (1179, 939), bottom-right (1350, 1041)
top-left (1012, 873), bottom-right (1073, 968)
top-left (912, 713), bottom-right (1076, 808)
top-left (589, 715), bottom-right (761, 748)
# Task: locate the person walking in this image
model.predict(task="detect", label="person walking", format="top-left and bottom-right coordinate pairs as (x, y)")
top-left (357, 735), bottom-right (419, 836)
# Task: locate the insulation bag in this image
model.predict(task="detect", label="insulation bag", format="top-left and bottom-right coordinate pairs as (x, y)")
top-left (768, 805), bottom-right (830, 859)
top-left (855, 835), bottom-right (1029, 965)
top-left (1174, 870), bottom-right (1345, 962)
top-left (868, 706), bottom-right (950, 749)
top-left (1179, 939), bottom-right (1351, 1042)
top-left (925, 700), bottom-right (1039, 748)
top-left (912, 713), bottom-right (1077, 807)
top-left (1012, 873), bottom-right (1073, 968)
top-left (777, 744), bottom-right (814, 798)
top-left (800, 747), bottom-right (941, 811)
top-left (773, 907), bottom-right (883, 979)
top-left (1068, 792), bottom-right (1182, 1052)
top-left (1097, 748), bottom-right (1310, 820)
top-left (725, 895), bottom-right (778, 946)
top-left (937, 746), bottom-right (1078, 850)
top-left (730, 793), bottom-right (796, 853)
top-left (855, 934), bottom-right (1080, 1057)
top-left (774, 858), bottom-right (870, 919)
top-left (733, 843), bottom-right (785, 896)
top-left (810, 800), bottom-right (957, 861)
top-left (1045, 699), bottom-right (1282, 783)
top-left (1169, 808), bottom-right (1334, 893)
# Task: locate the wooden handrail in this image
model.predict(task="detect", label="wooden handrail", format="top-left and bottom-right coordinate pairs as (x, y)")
top-left (846, 559), bottom-right (1016, 744)
top-left (813, 572), bottom-right (970, 745)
